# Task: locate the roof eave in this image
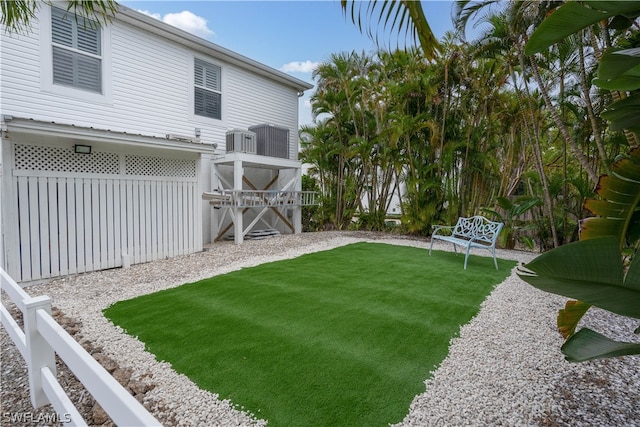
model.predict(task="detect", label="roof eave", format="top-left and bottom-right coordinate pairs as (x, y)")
top-left (4, 117), bottom-right (217, 154)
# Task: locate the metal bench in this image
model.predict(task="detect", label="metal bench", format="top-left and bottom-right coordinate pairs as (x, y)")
top-left (429, 216), bottom-right (504, 269)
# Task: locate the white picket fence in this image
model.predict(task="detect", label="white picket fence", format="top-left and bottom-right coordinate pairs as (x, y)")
top-left (0, 267), bottom-right (161, 426)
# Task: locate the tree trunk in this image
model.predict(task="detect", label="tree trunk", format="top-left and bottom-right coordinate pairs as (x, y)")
top-left (579, 36), bottom-right (609, 173)
top-left (529, 55), bottom-right (599, 185)
top-left (513, 58), bottom-right (560, 248)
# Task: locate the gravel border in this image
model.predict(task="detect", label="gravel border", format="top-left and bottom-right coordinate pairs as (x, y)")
top-left (2, 231), bottom-right (639, 426)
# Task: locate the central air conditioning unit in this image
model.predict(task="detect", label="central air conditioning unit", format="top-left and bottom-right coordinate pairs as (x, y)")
top-left (226, 129), bottom-right (257, 154)
top-left (249, 124), bottom-right (290, 159)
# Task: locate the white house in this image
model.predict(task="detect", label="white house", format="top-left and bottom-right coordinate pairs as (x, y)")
top-left (0, 3), bottom-right (314, 283)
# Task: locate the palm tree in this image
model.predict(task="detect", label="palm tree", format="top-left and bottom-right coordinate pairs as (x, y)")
top-left (459, 6), bottom-right (566, 247)
top-left (300, 122), bottom-right (350, 229)
top-left (310, 52), bottom-right (374, 229)
top-left (340, 0), bottom-right (441, 61)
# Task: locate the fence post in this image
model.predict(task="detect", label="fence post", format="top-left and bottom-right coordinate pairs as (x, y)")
top-left (24, 295), bottom-right (56, 408)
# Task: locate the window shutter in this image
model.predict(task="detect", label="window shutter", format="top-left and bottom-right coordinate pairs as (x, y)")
top-left (204, 66), bottom-right (220, 91)
top-left (52, 46), bottom-right (75, 86)
top-left (77, 55), bottom-right (102, 92)
top-left (195, 60), bottom-right (204, 86)
top-left (51, 8), bottom-right (73, 47)
top-left (51, 6), bottom-right (102, 93)
top-left (195, 88), bottom-right (221, 120)
top-left (77, 25), bottom-right (100, 55)
top-left (195, 59), bottom-right (220, 91)
top-left (194, 59), bottom-right (222, 119)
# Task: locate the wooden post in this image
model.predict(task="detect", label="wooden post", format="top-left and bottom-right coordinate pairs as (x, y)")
top-left (233, 159), bottom-right (243, 244)
top-left (24, 295), bottom-right (56, 408)
top-left (2, 137), bottom-right (21, 280)
top-left (293, 167), bottom-right (302, 234)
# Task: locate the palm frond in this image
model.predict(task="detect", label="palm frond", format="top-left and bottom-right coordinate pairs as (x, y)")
top-left (340, 0), bottom-right (441, 60)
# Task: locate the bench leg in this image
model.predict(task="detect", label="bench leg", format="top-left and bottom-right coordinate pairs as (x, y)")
top-left (492, 248), bottom-right (499, 270)
top-left (464, 246), bottom-right (471, 270)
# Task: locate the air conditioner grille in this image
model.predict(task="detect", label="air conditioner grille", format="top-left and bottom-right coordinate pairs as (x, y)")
top-left (249, 124), bottom-right (290, 159)
top-left (226, 130), bottom-right (257, 154)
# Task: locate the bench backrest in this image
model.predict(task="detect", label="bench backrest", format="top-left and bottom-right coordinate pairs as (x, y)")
top-left (452, 216), bottom-right (503, 244)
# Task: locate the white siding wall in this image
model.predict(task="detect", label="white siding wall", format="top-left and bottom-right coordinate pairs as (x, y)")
top-left (1, 7), bottom-right (301, 155)
top-left (226, 67), bottom-right (300, 159)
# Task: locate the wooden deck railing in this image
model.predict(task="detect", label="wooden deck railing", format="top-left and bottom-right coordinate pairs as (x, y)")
top-left (203, 189), bottom-right (317, 208)
top-left (0, 268), bottom-right (161, 426)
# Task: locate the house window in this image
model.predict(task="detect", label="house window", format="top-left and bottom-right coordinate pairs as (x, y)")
top-left (51, 7), bottom-right (102, 93)
top-left (194, 59), bottom-right (221, 120)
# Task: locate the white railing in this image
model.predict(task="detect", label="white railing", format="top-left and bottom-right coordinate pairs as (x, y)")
top-left (203, 189), bottom-right (317, 208)
top-left (0, 268), bottom-right (161, 426)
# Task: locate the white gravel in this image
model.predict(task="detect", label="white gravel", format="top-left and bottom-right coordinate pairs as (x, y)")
top-left (2, 231), bottom-right (639, 426)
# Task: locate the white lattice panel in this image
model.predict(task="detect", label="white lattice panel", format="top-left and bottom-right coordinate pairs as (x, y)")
top-left (125, 155), bottom-right (196, 178)
top-left (14, 144), bottom-right (119, 174)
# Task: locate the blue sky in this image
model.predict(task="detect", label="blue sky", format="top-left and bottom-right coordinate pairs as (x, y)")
top-left (120, 1), bottom-right (468, 126)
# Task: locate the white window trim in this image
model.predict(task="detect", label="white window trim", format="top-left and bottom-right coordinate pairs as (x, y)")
top-left (39, 4), bottom-right (113, 104)
top-left (189, 56), bottom-right (225, 126)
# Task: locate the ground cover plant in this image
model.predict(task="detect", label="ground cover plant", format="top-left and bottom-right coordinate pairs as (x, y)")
top-left (104, 243), bottom-right (515, 426)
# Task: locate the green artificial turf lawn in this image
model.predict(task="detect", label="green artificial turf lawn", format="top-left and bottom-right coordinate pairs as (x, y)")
top-left (104, 242), bottom-right (515, 426)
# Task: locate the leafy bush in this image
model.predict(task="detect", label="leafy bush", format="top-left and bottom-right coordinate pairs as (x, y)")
top-left (518, 1), bottom-right (640, 362)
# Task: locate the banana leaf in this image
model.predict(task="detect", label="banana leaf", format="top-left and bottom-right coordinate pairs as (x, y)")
top-left (561, 328), bottom-right (640, 362)
top-left (519, 235), bottom-right (640, 361)
top-left (517, 237), bottom-right (640, 320)
top-left (525, 2), bottom-right (640, 55)
top-left (558, 300), bottom-right (592, 339)
top-left (597, 48), bottom-right (640, 82)
top-left (580, 147), bottom-right (640, 240)
top-left (593, 75), bottom-right (640, 91)
top-left (600, 96), bottom-right (640, 133)
top-left (521, 0), bottom-right (640, 363)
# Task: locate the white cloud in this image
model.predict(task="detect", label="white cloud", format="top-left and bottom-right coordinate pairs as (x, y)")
top-left (163, 11), bottom-right (214, 38)
top-left (137, 10), bottom-right (161, 20)
top-left (280, 60), bottom-right (319, 74)
top-left (137, 9), bottom-right (214, 39)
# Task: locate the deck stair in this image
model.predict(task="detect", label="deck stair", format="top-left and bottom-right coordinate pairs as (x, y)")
top-left (224, 228), bottom-right (281, 240)
top-left (206, 151), bottom-right (318, 244)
